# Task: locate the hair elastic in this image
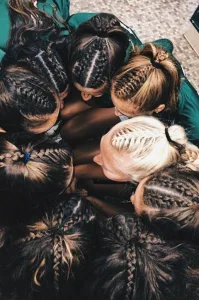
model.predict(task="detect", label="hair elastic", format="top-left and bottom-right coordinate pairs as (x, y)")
top-left (165, 127), bottom-right (184, 153)
top-left (22, 151), bottom-right (31, 164)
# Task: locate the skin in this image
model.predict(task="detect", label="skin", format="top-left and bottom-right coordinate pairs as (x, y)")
top-left (93, 124), bottom-right (131, 182)
top-left (74, 82), bottom-right (108, 101)
top-left (111, 88), bottom-right (166, 118)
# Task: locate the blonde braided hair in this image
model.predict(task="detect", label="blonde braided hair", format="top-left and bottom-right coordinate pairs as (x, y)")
top-left (110, 116), bottom-right (199, 182)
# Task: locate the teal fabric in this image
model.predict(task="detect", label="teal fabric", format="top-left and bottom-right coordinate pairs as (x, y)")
top-left (0, 5), bottom-right (198, 142)
top-left (0, 0), bottom-right (70, 60)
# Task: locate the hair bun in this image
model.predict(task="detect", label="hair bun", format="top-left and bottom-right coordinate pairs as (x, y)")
top-left (154, 50), bottom-right (169, 63)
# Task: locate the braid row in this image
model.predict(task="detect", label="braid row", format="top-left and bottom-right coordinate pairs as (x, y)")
top-left (53, 236), bottom-right (63, 292)
top-left (114, 65), bottom-right (153, 101)
top-left (7, 72), bottom-right (56, 114)
top-left (73, 41), bottom-right (108, 88)
top-left (125, 242), bottom-right (136, 300)
top-left (148, 174), bottom-right (199, 200)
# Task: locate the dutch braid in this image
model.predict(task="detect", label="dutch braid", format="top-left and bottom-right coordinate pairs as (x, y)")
top-left (125, 242), bottom-right (136, 300)
top-left (70, 13), bottom-right (129, 90)
top-left (109, 116), bottom-right (199, 182)
top-left (1, 196), bottom-right (96, 300)
top-left (112, 43), bottom-right (180, 113)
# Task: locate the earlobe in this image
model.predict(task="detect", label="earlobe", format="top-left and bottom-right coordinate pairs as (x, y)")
top-left (81, 92), bottom-right (92, 101)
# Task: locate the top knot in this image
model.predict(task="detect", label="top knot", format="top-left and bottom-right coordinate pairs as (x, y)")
top-left (154, 50), bottom-right (169, 63)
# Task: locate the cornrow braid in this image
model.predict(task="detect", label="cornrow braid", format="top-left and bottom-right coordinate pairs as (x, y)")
top-left (86, 213), bottom-right (190, 300)
top-left (125, 241), bottom-right (136, 300)
top-left (0, 195), bottom-right (96, 300)
top-left (134, 167), bottom-right (199, 243)
top-left (70, 13), bottom-right (129, 90)
top-left (0, 134), bottom-right (73, 210)
top-left (0, 65), bottom-right (59, 133)
top-left (114, 64), bottom-right (154, 103)
top-left (112, 43), bottom-right (180, 113)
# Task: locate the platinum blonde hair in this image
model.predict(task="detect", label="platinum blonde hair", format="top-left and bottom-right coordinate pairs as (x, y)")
top-left (111, 116), bottom-right (199, 182)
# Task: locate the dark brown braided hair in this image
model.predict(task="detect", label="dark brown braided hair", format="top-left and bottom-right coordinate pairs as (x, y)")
top-left (133, 167), bottom-right (199, 243)
top-left (0, 194), bottom-right (96, 300)
top-left (70, 13), bottom-right (129, 91)
top-left (0, 133), bottom-right (73, 205)
top-left (85, 213), bottom-right (193, 300)
top-left (5, 0), bottom-right (69, 95)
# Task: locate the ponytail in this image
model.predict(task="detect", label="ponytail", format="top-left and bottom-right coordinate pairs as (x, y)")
top-left (110, 116), bottom-right (199, 182)
top-left (70, 13), bottom-right (129, 89)
top-left (112, 42), bottom-right (180, 114)
top-left (0, 195), bottom-right (96, 300)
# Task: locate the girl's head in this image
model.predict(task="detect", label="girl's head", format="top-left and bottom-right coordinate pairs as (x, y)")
top-left (0, 65), bottom-right (60, 133)
top-left (131, 168), bottom-right (199, 241)
top-left (0, 133), bottom-right (73, 199)
top-left (87, 213), bottom-right (195, 300)
top-left (70, 13), bottom-right (129, 101)
top-left (10, 41), bottom-right (70, 107)
top-left (94, 116), bottom-right (199, 182)
top-left (132, 168), bottom-right (199, 214)
top-left (112, 43), bottom-right (180, 118)
top-left (6, 0), bottom-right (69, 110)
top-left (1, 195), bottom-right (96, 300)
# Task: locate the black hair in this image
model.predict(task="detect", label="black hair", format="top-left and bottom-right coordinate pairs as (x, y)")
top-left (70, 13), bottom-right (129, 90)
top-left (0, 133), bottom-right (72, 201)
top-left (134, 167), bottom-right (199, 243)
top-left (0, 194), bottom-right (96, 300)
top-left (85, 213), bottom-right (199, 300)
top-left (4, 0), bottom-right (69, 95)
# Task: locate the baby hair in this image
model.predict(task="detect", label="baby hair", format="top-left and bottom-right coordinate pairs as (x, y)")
top-left (110, 116), bottom-right (199, 182)
top-left (70, 13), bottom-right (129, 89)
top-left (0, 195), bottom-right (96, 300)
top-left (112, 43), bottom-right (180, 113)
top-left (0, 65), bottom-right (59, 133)
top-left (86, 213), bottom-right (197, 300)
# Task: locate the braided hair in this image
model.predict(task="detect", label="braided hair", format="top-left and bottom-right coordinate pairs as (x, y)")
top-left (109, 116), bottom-right (199, 182)
top-left (0, 65), bottom-right (60, 133)
top-left (0, 133), bottom-right (73, 202)
top-left (86, 213), bottom-right (192, 300)
top-left (112, 43), bottom-right (180, 114)
top-left (70, 13), bottom-right (129, 90)
top-left (133, 167), bottom-right (199, 242)
top-left (6, 1), bottom-right (69, 95)
top-left (0, 195), bottom-right (96, 300)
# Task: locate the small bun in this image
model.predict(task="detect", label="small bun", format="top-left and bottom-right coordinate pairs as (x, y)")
top-left (167, 124), bottom-right (188, 145)
top-left (168, 125), bottom-right (199, 171)
top-left (154, 49), bottom-right (169, 63)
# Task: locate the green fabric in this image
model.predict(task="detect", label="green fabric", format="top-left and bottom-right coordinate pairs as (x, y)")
top-left (0, 5), bottom-right (198, 142)
top-left (177, 78), bottom-right (199, 142)
top-left (152, 38), bottom-right (199, 143)
top-left (0, 0), bottom-right (70, 61)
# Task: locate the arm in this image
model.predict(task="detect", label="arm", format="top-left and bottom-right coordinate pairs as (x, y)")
top-left (86, 196), bottom-right (132, 217)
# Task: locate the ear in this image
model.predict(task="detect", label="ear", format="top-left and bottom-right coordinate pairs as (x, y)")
top-left (154, 104), bottom-right (165, 113)
top-left (81, 92), bottom-right (92, 101)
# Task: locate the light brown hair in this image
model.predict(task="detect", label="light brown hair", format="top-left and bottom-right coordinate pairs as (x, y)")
top-left (112, 43), bottom-right (180, 113)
